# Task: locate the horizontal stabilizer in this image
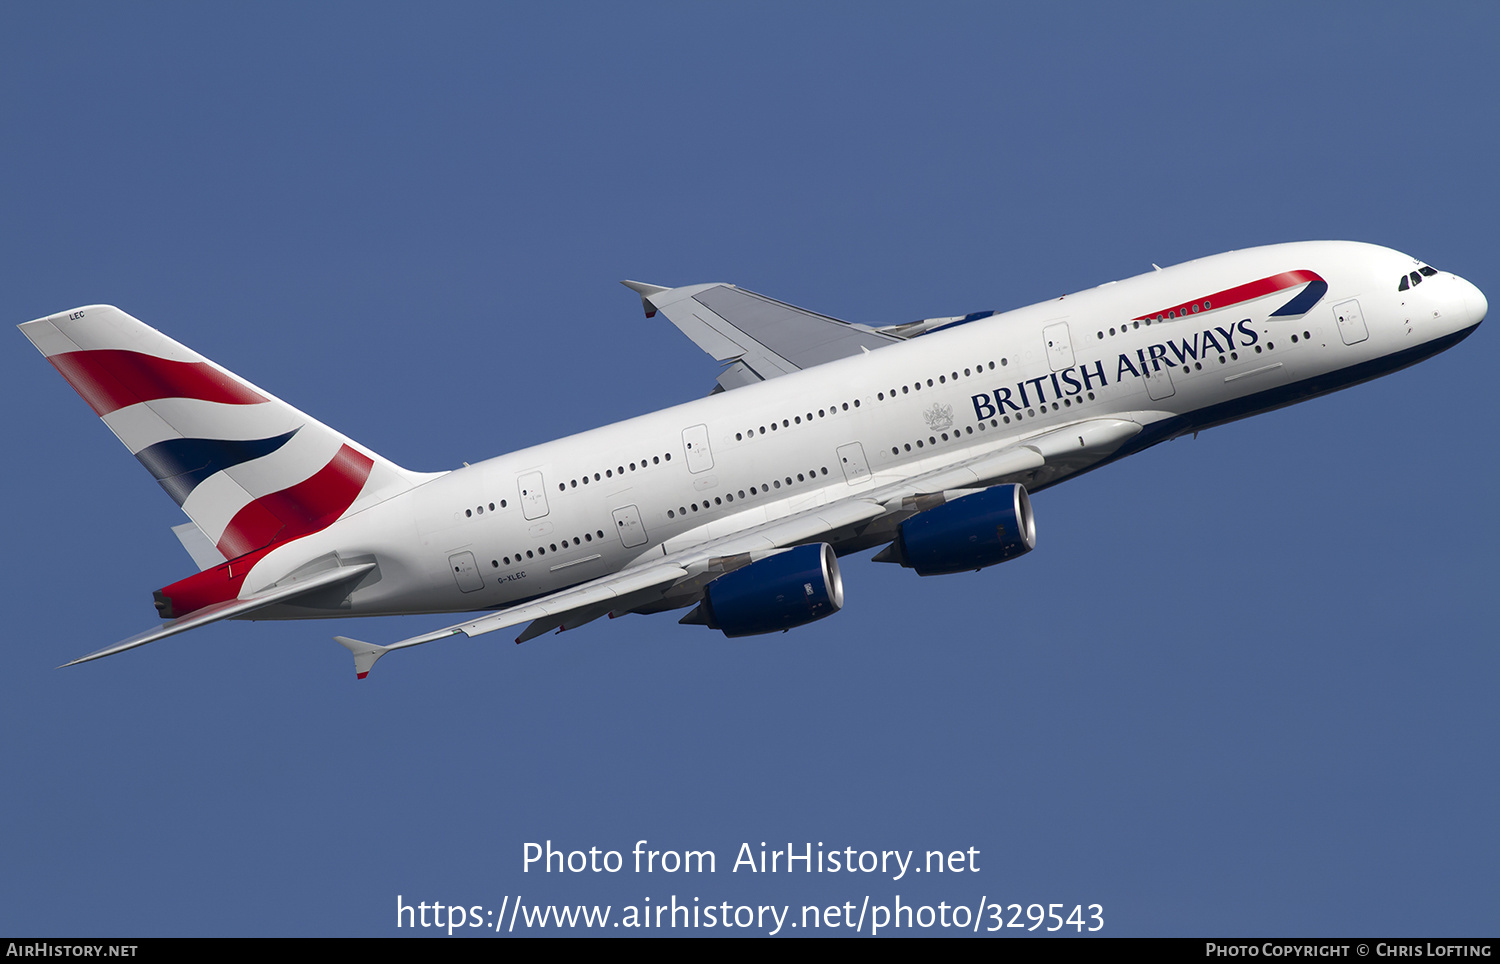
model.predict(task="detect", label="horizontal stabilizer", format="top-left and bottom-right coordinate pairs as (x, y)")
top-left (61, 562), bottom-right (374, 668)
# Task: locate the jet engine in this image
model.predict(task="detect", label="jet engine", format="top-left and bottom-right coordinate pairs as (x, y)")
top-left (874, 483), bottom-right (1036, 576)
top-left (681, 543), bottom-right (844, 637)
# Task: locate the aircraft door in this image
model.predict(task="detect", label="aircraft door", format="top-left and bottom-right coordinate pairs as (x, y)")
top-left (682, 424), bottom-right (714, 473)
top-left (518, 471), bottom-right (550, 520)
top-left (1142, 363), bottom-right (1176, 400)
top-left (1044, 322), bottom-right (1075, 371)
top-left (611, 504), bottom-right (648, 548)
top-left (837, 442), bottom-right (870, 484)
top-left (448, 551), bottom-right (485, 593)
top-left (1333, 299), bottom-right (1369, 345)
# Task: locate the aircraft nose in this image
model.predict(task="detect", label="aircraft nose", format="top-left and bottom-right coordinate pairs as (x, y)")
top-left (1459, 275), bottom-right (1487, 328)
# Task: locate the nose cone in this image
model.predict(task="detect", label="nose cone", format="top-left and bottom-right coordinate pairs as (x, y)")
top-left (1459, 275), bottom-right (1488, 329)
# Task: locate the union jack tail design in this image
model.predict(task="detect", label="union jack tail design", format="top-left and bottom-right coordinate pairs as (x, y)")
top-left (20, 305), bottom-right (430, 563)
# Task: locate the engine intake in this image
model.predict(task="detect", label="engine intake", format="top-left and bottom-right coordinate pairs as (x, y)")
top-left (681, 543), bottom-right (844, 637)
top-left (876, 483), bottom-right (1036, 576)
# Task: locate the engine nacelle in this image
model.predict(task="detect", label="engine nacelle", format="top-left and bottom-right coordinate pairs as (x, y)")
top-left (681, 543), bottom-right (844, 637)
top-left (877, 483), bottom-right (1036, 576)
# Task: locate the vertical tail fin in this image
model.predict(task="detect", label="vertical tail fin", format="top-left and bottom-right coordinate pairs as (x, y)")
top-left (20, 305), bottom-right (436, 562)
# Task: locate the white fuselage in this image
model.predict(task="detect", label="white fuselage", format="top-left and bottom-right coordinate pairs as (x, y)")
top-left (244, 241), bottom-right (1486, 618)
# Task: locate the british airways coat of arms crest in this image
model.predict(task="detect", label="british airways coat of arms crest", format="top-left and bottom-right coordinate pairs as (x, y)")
top-left (922, 402), bottom-right (954, 433)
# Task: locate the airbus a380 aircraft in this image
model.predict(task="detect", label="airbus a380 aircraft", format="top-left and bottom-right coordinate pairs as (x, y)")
top-left (21, 241), bottom-right (1485, 678)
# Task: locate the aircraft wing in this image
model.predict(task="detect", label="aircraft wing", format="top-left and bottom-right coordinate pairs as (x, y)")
top-left (335, 563), bottom-right (693, 678)
top-left (622, 281), bottom-right (905, 391)
top-left (332, 498), bottom-right (892, 679)
top-left (334, 417), bottom-right (1141, 679)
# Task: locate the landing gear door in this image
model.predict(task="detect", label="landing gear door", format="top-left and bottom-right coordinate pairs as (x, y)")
top-left (1333, 299), bottom-right (1369, 346)
top-left (1044, 322), bottom-right (1075, 371)
top-left (682, 424), bottom-right (714, 473)
top-left (518, 471), bottom-right (549, 520)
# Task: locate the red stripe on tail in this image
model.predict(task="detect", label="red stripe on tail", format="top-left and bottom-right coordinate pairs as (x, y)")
top-left (215, 445), bottom-right (374, 560)
top-left (48, 349), bottom-right (266, 416)
top-left (159, 445), bottom-right (375, 618)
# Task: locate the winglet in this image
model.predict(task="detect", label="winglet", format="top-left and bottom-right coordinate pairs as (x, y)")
top-left (621, 280), bottom-right (669, 318)
top-left (335, 636), bottom-right (389, 680)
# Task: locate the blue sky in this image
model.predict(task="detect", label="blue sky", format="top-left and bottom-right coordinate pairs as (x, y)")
top-left (3, 3), bottom-right (1495, 937)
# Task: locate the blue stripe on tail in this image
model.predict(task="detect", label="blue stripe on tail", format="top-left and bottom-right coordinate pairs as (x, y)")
top-left (136, 429), bottom-right (300, 506)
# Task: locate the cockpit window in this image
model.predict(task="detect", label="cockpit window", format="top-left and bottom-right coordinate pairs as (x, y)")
top-left (1401, 265), bottom-right (1438, 290)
